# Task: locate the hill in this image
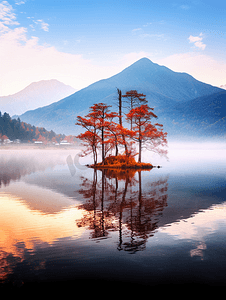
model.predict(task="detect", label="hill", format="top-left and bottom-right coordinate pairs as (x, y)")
top-left (19, 58), bottom-right (223, 136)
top-left (0, 79), bottom-right (76, 116)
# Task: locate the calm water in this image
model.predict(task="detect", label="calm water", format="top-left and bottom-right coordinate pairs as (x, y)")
top-left (0, 143), bottom-right (226, 289)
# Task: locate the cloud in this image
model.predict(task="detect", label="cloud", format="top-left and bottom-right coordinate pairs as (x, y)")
top-left (143, 22), bottom-right (152, 27)
top-left (188, 33), bottom-right (206, 50)
top-left (31, 19), bottom-right (49, 32)
top-left (132, 28), bottom-right (142, 32)
top-left (0, 0), bottom-right (19, 31)
top-left (15, 0), bottom-right (25, 5)
top-left (0, 21), bottom-right (124, 95)
top-left (37, 19), bottom-right (49, 32)
top-left (140, 33), bottom-right (164, 39)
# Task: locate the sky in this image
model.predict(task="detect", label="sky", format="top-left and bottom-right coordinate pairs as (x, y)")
top-left (0, 0), bottom-right (226, 96)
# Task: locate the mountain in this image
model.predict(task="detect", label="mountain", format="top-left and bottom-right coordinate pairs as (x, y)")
top-left (160, 90), bottom-right (226, 138)
top-left (19, 58), bottom-right (223, 136)
top-left (220, 84), bottom-right (226, 90)
top-left (0, 79), bottom-right (76, 116)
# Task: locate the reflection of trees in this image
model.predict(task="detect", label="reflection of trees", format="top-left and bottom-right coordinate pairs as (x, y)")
top-left (76, 169), bottom-right (168, 253)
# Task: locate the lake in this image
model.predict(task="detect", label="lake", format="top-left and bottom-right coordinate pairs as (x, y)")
top-left (0, 142), bottom-right (226, 290)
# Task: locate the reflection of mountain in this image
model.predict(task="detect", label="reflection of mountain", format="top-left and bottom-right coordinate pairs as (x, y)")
top-left (0, 151), bottom-right (66, 188)
top-left (76, 169), bottom-right (168, 253)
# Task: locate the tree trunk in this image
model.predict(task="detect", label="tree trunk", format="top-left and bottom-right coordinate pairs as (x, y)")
top-left (138, 139), bottom-right (142, 163)
top-left (117, 88), bottom-right (128, 156)
top-left (102, 127), bottom-right (105, 163)
top-left (118, 89), bottom-right (122, 126)
top-left (115, 141), bottom-right (118, 156)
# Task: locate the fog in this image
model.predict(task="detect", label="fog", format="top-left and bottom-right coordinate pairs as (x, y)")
top-left (0, 141), bottom-right (225, 182)
top-left (142, 141), bottom-right (226, 174)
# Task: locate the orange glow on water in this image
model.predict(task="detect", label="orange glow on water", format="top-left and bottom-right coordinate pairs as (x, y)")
top-left (0, 190), bottom-right (84, 280)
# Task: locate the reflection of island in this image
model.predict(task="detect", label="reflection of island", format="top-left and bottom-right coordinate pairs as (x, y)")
top-left (76, 168), bottom-right (168, 253)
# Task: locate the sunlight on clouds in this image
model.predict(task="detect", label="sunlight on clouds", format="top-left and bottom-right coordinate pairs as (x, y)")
top-left (0, 25), bottom-right (118, 95)
top-left (0, 1), bottom-right (125, 95)
top-left (159, 202), bottom-right (226, 242)
top-left (0, 192), bottom-right (84, 261)
top-left (0, 1), bottom-right (121, 95)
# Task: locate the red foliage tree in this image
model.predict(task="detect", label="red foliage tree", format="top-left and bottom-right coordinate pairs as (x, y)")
top-left (76, 91), bottom-right (168, 165)
top-left (126, 104), bottom-right (167, 162)
top-left (76, 103), bottom-right (117, 164)
top-left (122, 90), bottom-right (148, 130)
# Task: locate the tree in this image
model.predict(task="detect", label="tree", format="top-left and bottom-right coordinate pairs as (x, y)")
top-left (92, 103), bottom-right (115, 163)
top-left (126, 104), bottom-right (167, 162)
top-left (77, 131), bottom-right (100, 164)
top-left (104, 122), bottom-right (135, 157)
top-left (76, 103), bottom-right (117, 164)
top-left (122, 90), bottom-right (148, 130)
top-left (76, 90), bottom-right (167, 164)
top-left (76, 113), bottom-right (100, 165)
top-left (116, 88), bottom-right (128, 156)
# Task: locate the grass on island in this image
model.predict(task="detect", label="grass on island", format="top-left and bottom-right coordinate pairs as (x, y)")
top-left (90, 155), bottom-right (153, 169)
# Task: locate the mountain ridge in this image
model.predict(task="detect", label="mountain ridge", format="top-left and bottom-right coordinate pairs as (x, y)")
top-left (0, 79), bottom-right (76, 116)
top-left (18, 58), bottom-right (224, 136)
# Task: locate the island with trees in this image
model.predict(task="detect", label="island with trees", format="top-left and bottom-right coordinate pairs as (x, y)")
top-left (75, 89), bottom-right (167, 169)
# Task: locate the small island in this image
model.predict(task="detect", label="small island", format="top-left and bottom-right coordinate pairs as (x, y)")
top-left (89, 155), bottom-right (153, 169)
top-left (75, 90), bottom-right (168, 168)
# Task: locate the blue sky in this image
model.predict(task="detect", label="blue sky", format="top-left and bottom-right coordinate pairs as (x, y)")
top-left (1, 0), bottom-right (226, 95)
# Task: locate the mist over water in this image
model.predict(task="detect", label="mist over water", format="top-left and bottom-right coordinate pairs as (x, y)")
top-left (0, 142), bottom-right (226, 288)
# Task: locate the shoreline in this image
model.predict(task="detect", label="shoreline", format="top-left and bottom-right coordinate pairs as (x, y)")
top-left (88, 163), bottom-right (154, 170)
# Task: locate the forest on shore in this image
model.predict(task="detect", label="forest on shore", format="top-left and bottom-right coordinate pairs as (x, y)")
top-left (0, 111), bottom-right (75, 144)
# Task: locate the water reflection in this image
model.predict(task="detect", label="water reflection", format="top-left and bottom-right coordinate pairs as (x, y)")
top-left (0, 150), bottom-right (67, 188)
top-left (0, 190), bottom-right (84, 283)
top-left (76, 168), bottom-right (168, 253)
top-left (1, 147), bottom-right (226, 287)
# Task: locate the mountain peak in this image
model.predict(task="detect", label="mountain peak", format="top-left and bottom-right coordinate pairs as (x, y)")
top-left (19, 58), bottom-right (222, 135)
top-left (0, 79), bottom-right (76, 116)
top-left (127, 57), bottom-right (155, 68)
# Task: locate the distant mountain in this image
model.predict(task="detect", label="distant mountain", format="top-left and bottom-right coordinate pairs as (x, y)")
top-left (19, 58), bottom-right (223, 136)
top-left (220, 84), bottom-right (226, 90)
top-left (0, 79), bottom-right (76, 116)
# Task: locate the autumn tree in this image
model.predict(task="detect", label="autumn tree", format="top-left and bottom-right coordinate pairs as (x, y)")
top-left (104, 122), bottom-right (136, 157)
top-left (76, 90), bottom-right (167, 164)
top-left (76, 103), bottom-right (118, 164)
top-left (115, 88), bottom-right (129, 156)
top-left (77, 131), bottom-right (100, 164)
top-left (126, 104), bottom-right (167, 163)
top-left (122, 90), bottom-right (148, 130)
top-left (76, 110), bottom-right (100, 165)
top-left (92, 103), bottom-right (116, 163)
